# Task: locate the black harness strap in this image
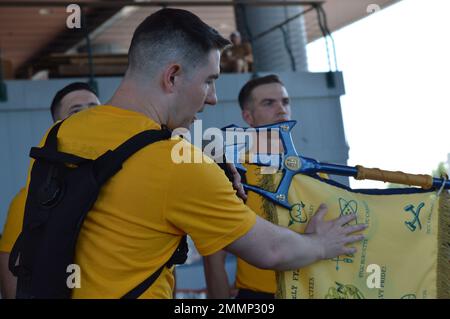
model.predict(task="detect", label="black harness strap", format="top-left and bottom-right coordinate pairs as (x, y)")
top-left (121, 236), bottom-right (188, 299)
top-left (29, 121), bottom-right (88, 165)
top-left (43, 120), bottom-right (63, 151)
top-left (94, 127), bottom-right (188, 298)
top-left (94, 129), bottom-right (172, 185)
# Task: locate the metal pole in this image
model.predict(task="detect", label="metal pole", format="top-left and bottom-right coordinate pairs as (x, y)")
top-left (0, 48), bottom-right (8, 102)
top-left (82, 9), bottom-right (98, 94)
top-left (0, 1), bottom-right (324, 8)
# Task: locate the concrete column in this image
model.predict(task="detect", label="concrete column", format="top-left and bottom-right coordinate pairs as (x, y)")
top-left (234, 0), bottom-right (308, 72)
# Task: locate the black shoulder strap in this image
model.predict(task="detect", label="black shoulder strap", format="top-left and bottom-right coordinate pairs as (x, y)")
top-left (121, 267), bottom-right (165, 299)
top-left (29, 120), bottom-right (89, 165)
top-left (44, 120), bottom-right (63, 151)
top-left (121, 235), bottom-right (188, 299)
top-left (94, 129), bottom-right (172, 185)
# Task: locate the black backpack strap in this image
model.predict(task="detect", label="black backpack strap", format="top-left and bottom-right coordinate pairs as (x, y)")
top-left (120, 265), bottom-right (165, 299)
top-left (90, 127), bottom-right (181, 299)
top-left (29, 148), bottom-right (89, 166)
top-left (43, 121), bottom-right (64, 151)
top-left (94, 129), bottom-right (172, 185)
top-left (121, 235), bottom-right (188, 299)
top-left (29, 120), bottom-right (88, 165)
top-left (166, 235), bottom-right (189, 268)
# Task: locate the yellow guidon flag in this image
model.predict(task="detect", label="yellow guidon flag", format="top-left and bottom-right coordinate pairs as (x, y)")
top-left (260, 173), bottom-right (450, 299)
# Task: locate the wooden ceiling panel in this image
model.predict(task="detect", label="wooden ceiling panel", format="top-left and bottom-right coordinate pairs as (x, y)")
top-left (91, 5), bottom-right (236, 53)
top-left (0, 0), bottom-right (401, 78)
top-left (0, 6), bottom-right (68, 72)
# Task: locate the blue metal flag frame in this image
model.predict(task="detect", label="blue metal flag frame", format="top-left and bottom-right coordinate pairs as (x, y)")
top-left (222, 121), bottom-right (450, 209)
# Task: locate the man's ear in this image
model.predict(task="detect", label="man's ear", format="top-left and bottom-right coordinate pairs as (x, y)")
top-left (161, 64), bottom-right (182, 93)
top-left (242, 109), bottom-right (253, 126)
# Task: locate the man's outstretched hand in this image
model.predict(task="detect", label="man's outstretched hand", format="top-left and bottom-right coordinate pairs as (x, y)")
top-left (305, 204), bottom-right (367, 260)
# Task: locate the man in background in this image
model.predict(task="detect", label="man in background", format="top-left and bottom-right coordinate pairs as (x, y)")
top-left (0, 82), bottom-right (100, 298)
top-left (220, 31), bottom-right (253, 73)
top-left (204, 74), bottom-right (328, 299)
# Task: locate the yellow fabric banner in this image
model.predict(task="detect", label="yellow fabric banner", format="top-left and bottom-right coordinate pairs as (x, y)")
top-left (261, 174), bottom-right (450, 299)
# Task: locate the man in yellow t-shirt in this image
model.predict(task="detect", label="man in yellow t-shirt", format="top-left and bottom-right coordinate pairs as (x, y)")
top-left (0, 82), bottom-right (100, 298)
top-left (10, 10), bottom-right (366, 299)
top-left (204, 75), bottom-right (329, 299)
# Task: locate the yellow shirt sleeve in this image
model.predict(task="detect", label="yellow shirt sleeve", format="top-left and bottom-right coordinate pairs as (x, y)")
top-left (166, 148), bottom-right (257, 257)
top-left (0, 188), bottom-right (27, 253)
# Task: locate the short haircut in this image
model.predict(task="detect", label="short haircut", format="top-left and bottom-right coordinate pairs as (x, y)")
top-left (50, 82), bottom-right (97, 121)
top-left (238, 74), bottom-right (285, 110)
top-left (128, 8), bottom-right (230, 76)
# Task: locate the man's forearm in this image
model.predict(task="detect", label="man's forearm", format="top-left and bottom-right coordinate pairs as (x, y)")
top-left (203, 251), bottom-right (231, 298)
top-left (225, 217), bottom-right (322, 271)
top-left (225, 211), bottom-right (365, 272)
top-left (266, 226), bottom-right (323, 271)
top-left (0, 252), bottom-right (17, 299)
